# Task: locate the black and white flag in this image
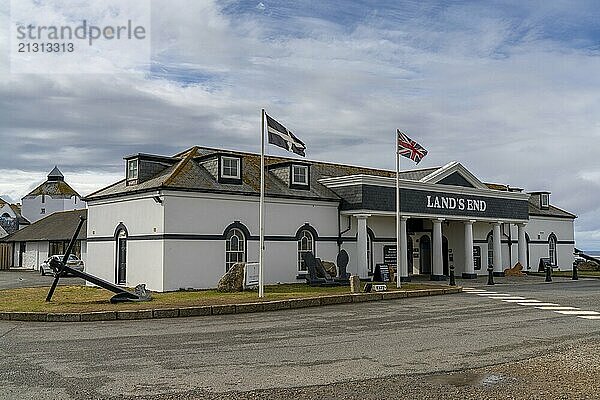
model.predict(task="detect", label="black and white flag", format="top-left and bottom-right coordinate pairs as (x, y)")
top-left (265, 113), bottom-right (306, 156)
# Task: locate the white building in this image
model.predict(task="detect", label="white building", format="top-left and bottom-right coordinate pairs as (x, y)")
top-left (21, 166), bottom-right (86, 224)
top-left (6, 209), bottom-right (87, 270)
top-left (85, 146), bottom-right (576, 292)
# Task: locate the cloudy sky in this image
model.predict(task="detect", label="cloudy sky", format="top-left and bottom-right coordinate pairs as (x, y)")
top-left (1, 0), bottom-right (599, 249)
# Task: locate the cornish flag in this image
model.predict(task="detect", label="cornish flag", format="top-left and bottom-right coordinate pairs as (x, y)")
top-left (266, 113), bottom-right (306, 156)
top-left (397, 129), bottom-right (428, 164)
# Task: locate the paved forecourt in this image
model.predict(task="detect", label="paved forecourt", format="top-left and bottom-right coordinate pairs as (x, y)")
top-left (1, 277), bottom-right (600, 399)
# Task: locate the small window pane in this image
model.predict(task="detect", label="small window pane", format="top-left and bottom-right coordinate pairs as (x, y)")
top-left (127, 160), bottom-right (138, 180)
top-left (221, 157), bottom-right (240, 179)
top-left (225, 228), bottom-right (245, 271)
top-left (292, 165), bottom-right (308, 185)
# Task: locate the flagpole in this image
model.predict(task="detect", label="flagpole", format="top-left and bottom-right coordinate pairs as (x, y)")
top-left (396, 131), bottom-right (402, 289)
top-left (259, 109), bottom-right (265, 298)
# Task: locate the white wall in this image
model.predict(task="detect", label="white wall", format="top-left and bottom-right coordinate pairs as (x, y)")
top-left (21, 241), bottom-right (48, 270)
top-left (86, 195), bottom-right (165, 291)
top-left (22, 195), bottom-right (85, 224)
top-left (161, 193), bottom-right (340, 291)
top-left (526, 216), bottom-right (575, 270)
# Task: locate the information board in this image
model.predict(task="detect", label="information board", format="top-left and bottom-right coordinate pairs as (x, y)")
top-left (383, 245), bottom-right (397, 267)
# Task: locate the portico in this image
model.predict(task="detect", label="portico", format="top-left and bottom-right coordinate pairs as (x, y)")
top-left (321, 161), bottom-right (531, 281)
top-left (345, 212), bottom-right (530, 281)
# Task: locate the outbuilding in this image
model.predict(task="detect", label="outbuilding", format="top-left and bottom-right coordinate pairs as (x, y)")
top-left (5, 209), bottom-right (87, 270)
top-left (85, 146), bottom-right (576, 292)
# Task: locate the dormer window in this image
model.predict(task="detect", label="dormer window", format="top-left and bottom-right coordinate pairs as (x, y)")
top-left (290, 164), bottom-right (310, 189)
top-left (540, 193), bottom-right (549, 209)
top-left (127, 159), bottom-right (139, 181)
top-left (219, 156), bottom-right (242, 183)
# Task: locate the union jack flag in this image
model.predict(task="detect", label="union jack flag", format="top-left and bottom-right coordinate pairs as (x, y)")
top-left (397, 130), bottom-right (428, 164)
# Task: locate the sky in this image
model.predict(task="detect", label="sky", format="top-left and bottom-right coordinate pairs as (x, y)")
top-left (0, 0), bottom-right (599, 249)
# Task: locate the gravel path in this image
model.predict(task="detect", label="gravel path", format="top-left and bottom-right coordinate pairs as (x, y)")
top-left (121, 340), bottom-right (600, 400)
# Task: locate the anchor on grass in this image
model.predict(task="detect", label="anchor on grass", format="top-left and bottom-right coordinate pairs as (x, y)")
top-left (45, 216), bottom-right (151, 303)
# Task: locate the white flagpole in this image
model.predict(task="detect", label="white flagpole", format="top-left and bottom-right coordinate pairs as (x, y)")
top-left (396, 131), bottom-right (402, 289)
top-left (259, 109), bottom-right (265, 298)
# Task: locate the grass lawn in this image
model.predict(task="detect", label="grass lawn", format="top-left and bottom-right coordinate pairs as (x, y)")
top-left (0, 282), bottom-right (446, 313)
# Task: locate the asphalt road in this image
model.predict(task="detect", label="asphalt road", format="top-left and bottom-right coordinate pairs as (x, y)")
top-left (1, 275), bottom-right (600, 399)
top-left (0, 269), bottom-right (85, 290)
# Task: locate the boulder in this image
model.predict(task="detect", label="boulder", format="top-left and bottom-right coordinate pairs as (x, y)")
top-left (217, 263), bottom-right (246, 292)
top-left (321, 261), bottom-right (337, 277)
top-left (504, 262), bottom-right (526, 277)
top-left (578, 261), bottom-right (600, 271)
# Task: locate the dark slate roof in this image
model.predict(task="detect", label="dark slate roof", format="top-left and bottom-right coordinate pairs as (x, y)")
top-left (528, 201), bottom-right (576, 219)
top-left (24, 180), bottom-right (80, 198)
top-left (87, 146), bottom-right (444, 201)
top-left (3, 209), bottom-right (87, 242)
top-left (48, 166), bottom-right (64, 181)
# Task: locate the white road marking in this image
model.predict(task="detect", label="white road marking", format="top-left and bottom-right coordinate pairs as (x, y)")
top-left (554, 310), bottom-right (600, 316)
top-left (463, 289), bottom-right (600, 321)
top-left (478, 293), bottom-right (513, 297)
top-left (501, 299), bottom-right (542, 303)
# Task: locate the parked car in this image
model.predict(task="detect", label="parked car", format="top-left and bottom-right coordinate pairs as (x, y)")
top-left (40, 254), bottom-right (84, 276)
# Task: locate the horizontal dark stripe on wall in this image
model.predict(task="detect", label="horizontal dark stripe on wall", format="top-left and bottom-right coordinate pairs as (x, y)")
top-left (88, 234), bottom-right (339, 243)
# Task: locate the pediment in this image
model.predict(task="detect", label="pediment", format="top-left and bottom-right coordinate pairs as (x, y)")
top-left (420, 161), bottom-right (488, 190)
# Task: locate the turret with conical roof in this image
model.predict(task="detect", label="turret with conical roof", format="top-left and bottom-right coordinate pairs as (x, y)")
top-left (21, 166), bottom-right (86, 223)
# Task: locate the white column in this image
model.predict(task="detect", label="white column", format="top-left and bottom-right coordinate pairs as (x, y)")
top-left (432, 218), bottom-right (444, 280)
top-left (356, 214), bottom-right (370, 278)
top-left (493, 222), bottom-right (503, 276)
top-left (463, 220), bottom-right (476, 278)
top-left (518, 223), bottom-right (528, 269)
top-left (399, 216), bottom-right (409, 281)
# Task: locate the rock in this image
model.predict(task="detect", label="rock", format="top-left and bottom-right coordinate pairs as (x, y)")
top-left (321, 261), bottom-right (337, 277)
top-left (578, 261), bottom-right (600, 271)
top-left (504, 262), bottom-right (526, 277)
top-left (217, 262), bottom-right (246, 292)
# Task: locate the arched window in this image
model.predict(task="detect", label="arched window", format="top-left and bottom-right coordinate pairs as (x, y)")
top-left (297, 229), bottom-right (314, 272)
top-left (225, 228), bottom-right (246, 271)
top-left (367, 227), bottom-right (375, 274)
top-left (1, 213), bottom-right (10, 218)
top-left (487, 232), bottom-right (494, 268)
top-left (548, 234), bottom-right (557, 265)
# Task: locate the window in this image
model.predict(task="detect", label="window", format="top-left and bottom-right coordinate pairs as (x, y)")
top-left (487, 234), bottom-right (494, 268)
top-left (41, 208), bottom-right (46, 214)
top-left (221, 157), bottom-right (241, 179)
top-left (473, 246), bottom-right (481, 270)
top-left (548, 234), bottom-right (557, 265)
top-left (127, 159), bottom-right (138, 180)
top-left (41, 194), bottom-right (45, 204)
top-left (291, 165), bottom-right (309, 186)
top-left (541, 193), bottom-right (549, 209)
top-left (367, 233), bottom-right (373, 274)
top-left (297, 229), bottom-right (314, 272)
top-left (225, 228), bottom-right (246, 271)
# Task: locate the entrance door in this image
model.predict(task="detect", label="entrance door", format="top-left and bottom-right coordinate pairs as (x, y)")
top-left (19, 242), bottom-right (25, 267)
top-left (117, 231), bottom-right (127, 285)
top-left (442, 236), bottom-right (449, 276)
top-left (419, 235), bottom-right (431, 274)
